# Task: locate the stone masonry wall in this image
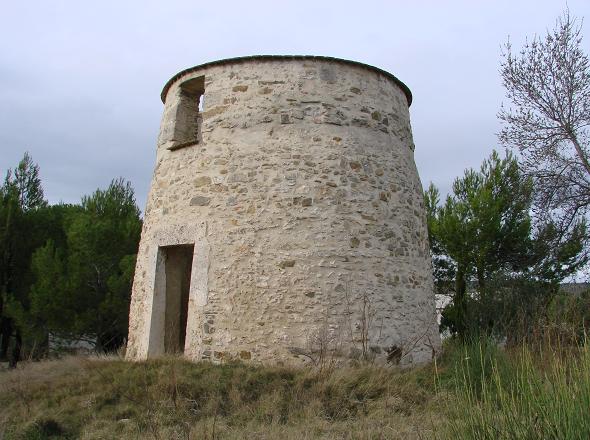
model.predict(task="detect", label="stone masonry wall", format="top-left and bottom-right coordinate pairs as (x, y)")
top-left (126, 57), bottom-right (441, 366)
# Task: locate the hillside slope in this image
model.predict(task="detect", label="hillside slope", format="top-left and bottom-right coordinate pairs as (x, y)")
top-left (0, 356), bottom-right (443, 439)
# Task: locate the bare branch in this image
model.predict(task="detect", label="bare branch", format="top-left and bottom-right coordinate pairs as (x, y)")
top-left (499, 10), bottom-right (590, 231)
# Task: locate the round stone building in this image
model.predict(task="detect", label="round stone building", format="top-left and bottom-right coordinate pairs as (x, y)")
top-left (126, 55), bottom-right (440, 366)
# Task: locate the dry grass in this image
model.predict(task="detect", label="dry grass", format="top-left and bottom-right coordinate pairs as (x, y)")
top-left (0, 355), bottom-right (444, 439)
top-left (4, 337), bottom-right (590, 439)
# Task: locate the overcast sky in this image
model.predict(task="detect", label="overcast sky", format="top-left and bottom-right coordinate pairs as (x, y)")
top-left (1, 0), bottom-right (589, 208)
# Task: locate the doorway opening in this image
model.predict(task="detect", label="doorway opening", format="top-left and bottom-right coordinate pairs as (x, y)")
top-left (161, 244), bottom-right (194, 354)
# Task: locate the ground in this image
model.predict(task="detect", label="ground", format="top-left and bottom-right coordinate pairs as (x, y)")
top-left (0, 355), bottom-right (446, 439)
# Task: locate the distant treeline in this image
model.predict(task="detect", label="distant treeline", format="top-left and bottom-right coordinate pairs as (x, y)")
top-left (0, 153), bottom-right (141, 367)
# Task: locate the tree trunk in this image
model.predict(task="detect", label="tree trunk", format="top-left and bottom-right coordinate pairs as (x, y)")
top-left (0, 317), bottom-right (12, 361)
top-left (8, 327), bottom-right (21, 368)
top-left (476, 266), bottom-right (486, 292)
top-left (454, 264), bottom-right (468, 339)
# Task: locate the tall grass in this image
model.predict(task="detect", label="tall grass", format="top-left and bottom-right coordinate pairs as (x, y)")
top-left (446, 339), bottom-right (590, 439)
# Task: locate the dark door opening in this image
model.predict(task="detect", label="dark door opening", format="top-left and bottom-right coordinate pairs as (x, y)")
top-left (162, 244), bottom-right (194, 354)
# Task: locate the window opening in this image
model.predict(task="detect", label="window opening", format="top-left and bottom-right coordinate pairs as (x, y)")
top-left (168, 76), bottom-right (205, 151)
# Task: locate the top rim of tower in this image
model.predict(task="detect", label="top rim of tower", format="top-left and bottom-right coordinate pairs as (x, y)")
top-left (160, 55), bottom-right (412, 106)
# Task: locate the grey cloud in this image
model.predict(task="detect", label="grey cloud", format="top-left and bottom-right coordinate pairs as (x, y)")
top-left (1, 0), bottom-right (589, 208)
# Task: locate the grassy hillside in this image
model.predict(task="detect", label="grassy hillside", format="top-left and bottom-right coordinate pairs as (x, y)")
top-left (2, 340), bottom-right (590, 439)
top-left (0, 356), bottom-right (444, 439)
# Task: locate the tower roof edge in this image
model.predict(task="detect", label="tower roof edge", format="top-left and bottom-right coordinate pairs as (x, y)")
top-left (160, 55), bottom-right (412, 106)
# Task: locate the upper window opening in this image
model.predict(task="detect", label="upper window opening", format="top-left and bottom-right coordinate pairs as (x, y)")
top-left (168, 76), bottom-right (205, 151)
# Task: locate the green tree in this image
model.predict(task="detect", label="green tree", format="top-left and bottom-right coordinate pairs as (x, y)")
top-left (427, 150), bottom-right (586, 339)
top-left (11, 152), bottom-right (47, 212)
top-left (0, 153), bottom-right (49, 366)
top-left (0, 176), bottom-right (21, 362)
top-left (16, 204), bottom-right (80, 354)
top-left (427, 151), bottom-right (533, 337)
top-left (30, 178), bottom-right (141, 351)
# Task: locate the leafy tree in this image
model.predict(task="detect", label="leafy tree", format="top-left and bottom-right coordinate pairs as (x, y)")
top-left (0, 153), bottom-right (142, 362)
top-left (28, 240), bottom-right (68, 339)
top-left (427, 150), bottom-right (587, 339)
top-left (427, 151), bottom-right (533, 337)
top-left (10, 152), bottom-right (47, 212)
top-left (17, 204), bottom-right (80, 353)
top-left (30, 178), bottom-right (141, 351)
top-left (499, 10), bottom-right (590, 235)
top-left (0, 152), bottom-right (49, 366)
top-left (0, 178), bottom-right (21, 362)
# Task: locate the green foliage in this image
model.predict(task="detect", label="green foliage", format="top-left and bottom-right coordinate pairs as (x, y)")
top-left (29, 240), bottom-right (69, 334)
top-left (436, 337), bottom-right (513, 399)
top-left (446, 340), bottom-right (590, 439)
top-left (30, 178), bottom-right (142, 351)
top-left (0, 153), bottom-right (141, 362)
top-left (0, 174), bottom-right (20, 297)
top-left (541, 288), bottom-right (590, 345)
top-left (529, 220), bottom-right (588, 282)
top-left (427, 150), bottom-right (588, 340)
top-left (434, 150), bottom-right (533, 282)
top-left (428, 151), bottom-right (533, 337)
top-left (9, 152), bottom-right (47, 212)
top-left (0, 153), bottom-right (52, 363)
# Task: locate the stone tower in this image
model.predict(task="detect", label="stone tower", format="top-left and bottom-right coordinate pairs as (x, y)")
top-left (126, 56), bottom-right (440, 365)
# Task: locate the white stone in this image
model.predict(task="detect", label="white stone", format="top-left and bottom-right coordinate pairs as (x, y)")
top-left (126, 56), bottom-right (441, 366)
